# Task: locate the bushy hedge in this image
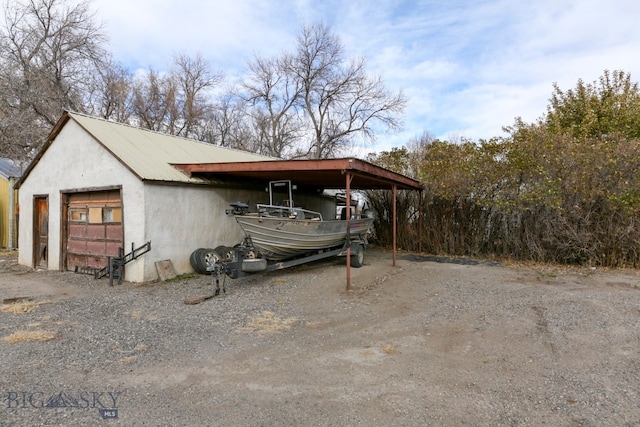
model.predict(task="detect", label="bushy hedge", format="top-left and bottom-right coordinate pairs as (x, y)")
top-left (367, 132), bottom-right (640, 267)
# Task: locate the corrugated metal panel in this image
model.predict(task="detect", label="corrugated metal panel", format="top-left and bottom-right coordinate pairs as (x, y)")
top-left (69, 113), bottom-right (274, 184)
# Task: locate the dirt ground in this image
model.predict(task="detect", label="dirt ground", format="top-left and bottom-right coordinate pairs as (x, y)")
top-left (1, 249), bottom-right (640, 426)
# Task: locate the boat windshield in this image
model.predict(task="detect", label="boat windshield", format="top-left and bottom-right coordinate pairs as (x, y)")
top-left (256, 204), bottom-right (323, 220)
top-left (257, 180), bottom-right (322, 220)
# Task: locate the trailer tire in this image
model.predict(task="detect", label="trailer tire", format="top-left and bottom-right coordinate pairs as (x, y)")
top-left (214, 245), bottom-right (235, 262)
top-left (201, 248), bottom-right (222, 273)
top-left (234, 243), bottom-right (258, 259)
top-left (350, 244), bottom-right (365, 268)
top-left (190, 248), bottom-right (209, 274)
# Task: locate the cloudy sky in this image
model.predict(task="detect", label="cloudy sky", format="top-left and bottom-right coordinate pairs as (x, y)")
top-left (91, 0), bottom-right (640, 152)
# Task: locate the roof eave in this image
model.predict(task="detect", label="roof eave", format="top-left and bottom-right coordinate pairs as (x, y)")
top-left (172, 158), bottom-right (423, 191)
top-left (14, 112), bottom-right (73, 189)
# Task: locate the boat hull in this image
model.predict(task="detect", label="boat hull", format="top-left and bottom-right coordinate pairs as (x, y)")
top-left (235, 216), bottom-right (373, 261)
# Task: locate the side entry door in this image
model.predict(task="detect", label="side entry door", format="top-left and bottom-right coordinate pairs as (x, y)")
top-left (33, 196), bottom-right (48, 269)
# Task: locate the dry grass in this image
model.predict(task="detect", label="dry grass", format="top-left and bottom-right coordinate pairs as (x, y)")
top-left (381, 344), bottom-right (399, 355)
top-left (118, 355), bottom-right (138, 364)
top-left (126, 311), bottom-right (144, 320)
top-left (2, 330), bottom-right (57, 343)
top-left (1, 300), bottom-right (52, 314)
top-left (238, 311), bottom-right (299, 334)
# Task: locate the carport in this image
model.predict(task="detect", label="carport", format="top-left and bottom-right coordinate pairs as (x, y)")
top-left (174, 158), bottom-right (423, 289)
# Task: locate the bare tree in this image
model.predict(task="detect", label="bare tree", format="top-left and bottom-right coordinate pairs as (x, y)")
top-left (290, 23), bottom-right (406, 159)
top-left (241, 54), bottom-right (304, 158)
top-left (197, 92), bottom-right (252, 149)
top-left (130, 54), bottom-right (222, 137)
top-left (170, 53), bottom-right (223, 137)
top-left (87, 59), bottom-right (133, 122)
top-left (236, 22), bottom-right (406, 159)
top-left (131, 69), bottom-right (177, 133)
top-left (0, 0), bottom-right (107, 160)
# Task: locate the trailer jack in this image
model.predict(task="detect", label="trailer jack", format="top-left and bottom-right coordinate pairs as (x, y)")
top-left (211, 266), bottom-right (227, 296)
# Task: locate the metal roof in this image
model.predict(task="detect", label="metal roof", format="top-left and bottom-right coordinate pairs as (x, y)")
top-left (68, 113), bottom-right (273, 183)
top-left (173, 158), bottom-right (423, 191)
top-left (17, 112), bottom-right (274, 188)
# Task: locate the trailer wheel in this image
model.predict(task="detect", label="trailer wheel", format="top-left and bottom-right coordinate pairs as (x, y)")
top-left (350, 244), bottom-right (365, 268)
top-left (214, 245), bottom-right (235, 262)
top-left (234, 243), bottom-right (257, 259)
top-left (190, 248), bottom-right (209, 274)
top-left (202, 249), bottom-right (222, 273)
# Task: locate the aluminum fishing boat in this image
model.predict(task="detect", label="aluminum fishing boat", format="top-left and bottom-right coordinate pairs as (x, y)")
top-left (227, 179), bottom-right (374, 261)
top-left (234, 214), bottom-right (373, 261)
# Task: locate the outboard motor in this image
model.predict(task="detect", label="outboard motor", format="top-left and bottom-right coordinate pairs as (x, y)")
top-left (226, 201), bottom-right (250, 215)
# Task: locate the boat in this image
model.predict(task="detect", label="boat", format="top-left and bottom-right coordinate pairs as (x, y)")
top-left (190, 180), bottom-right (375, 284)
top-left (227, 180), bottom-right (374, 261)
top-left (234, 214), bottom-right (374, 261)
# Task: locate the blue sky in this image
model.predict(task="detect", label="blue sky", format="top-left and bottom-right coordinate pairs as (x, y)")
top-left (92, 0), bottom-right (640, 153)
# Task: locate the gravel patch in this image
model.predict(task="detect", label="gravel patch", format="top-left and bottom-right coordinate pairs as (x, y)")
top-left (1, 250), bottom-right (640, 426)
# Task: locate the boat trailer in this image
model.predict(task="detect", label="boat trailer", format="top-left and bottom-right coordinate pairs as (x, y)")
top-left (205, 237), bottom-right (366, 295)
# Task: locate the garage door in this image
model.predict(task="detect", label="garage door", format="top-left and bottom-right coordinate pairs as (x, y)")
top-left (65, 190), bottom-right (123, 271)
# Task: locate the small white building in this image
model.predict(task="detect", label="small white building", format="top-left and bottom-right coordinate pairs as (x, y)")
top-left (16, 112), bottom-right (424, 285)
top-left (15, 112), bottom-right (333, 282)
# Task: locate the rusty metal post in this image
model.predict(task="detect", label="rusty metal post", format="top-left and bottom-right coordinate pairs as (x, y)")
top-left (393, 184), bottom-right (397, 266)
top-left (108, 256), bottom-right (113, 286)
top-left (419, 189), bottom-right (423, 253)
top-left (346, 172), bottom-right (353, 290)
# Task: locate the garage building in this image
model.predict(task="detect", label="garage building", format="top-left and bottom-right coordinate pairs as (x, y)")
top-left (14, 112), bottom-right (332, 282)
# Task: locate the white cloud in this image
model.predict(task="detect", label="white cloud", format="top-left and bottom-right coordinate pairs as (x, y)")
top-left (83, 0), bottom-right (640, 149)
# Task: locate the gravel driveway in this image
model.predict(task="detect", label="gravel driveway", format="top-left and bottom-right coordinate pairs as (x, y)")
top-left (1, 249), bottom-right (640, 426)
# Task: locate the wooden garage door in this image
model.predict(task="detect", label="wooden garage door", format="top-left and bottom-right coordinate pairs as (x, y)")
top-left (65, 190), bottom-right (123, 271)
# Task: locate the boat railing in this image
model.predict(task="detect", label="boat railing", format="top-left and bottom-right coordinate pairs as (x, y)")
top-left (256, 204), bottom-right (323, 221)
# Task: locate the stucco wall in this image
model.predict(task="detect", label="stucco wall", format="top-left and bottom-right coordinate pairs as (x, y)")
top-left (18, 120), bottom-right (144, 277)
top-left (142, 184), bottom-right (270, 280)
top-left (141, 185), bottom-right (337, 281)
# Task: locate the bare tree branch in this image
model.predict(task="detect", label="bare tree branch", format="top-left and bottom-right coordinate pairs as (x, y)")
top-left (0, 0), bottom-right (107, 160)
top-left (291, 22), bottom-right (406, 158)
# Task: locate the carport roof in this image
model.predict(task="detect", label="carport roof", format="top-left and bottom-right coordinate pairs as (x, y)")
top-left (172, 158), bottom-right (423, 191)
